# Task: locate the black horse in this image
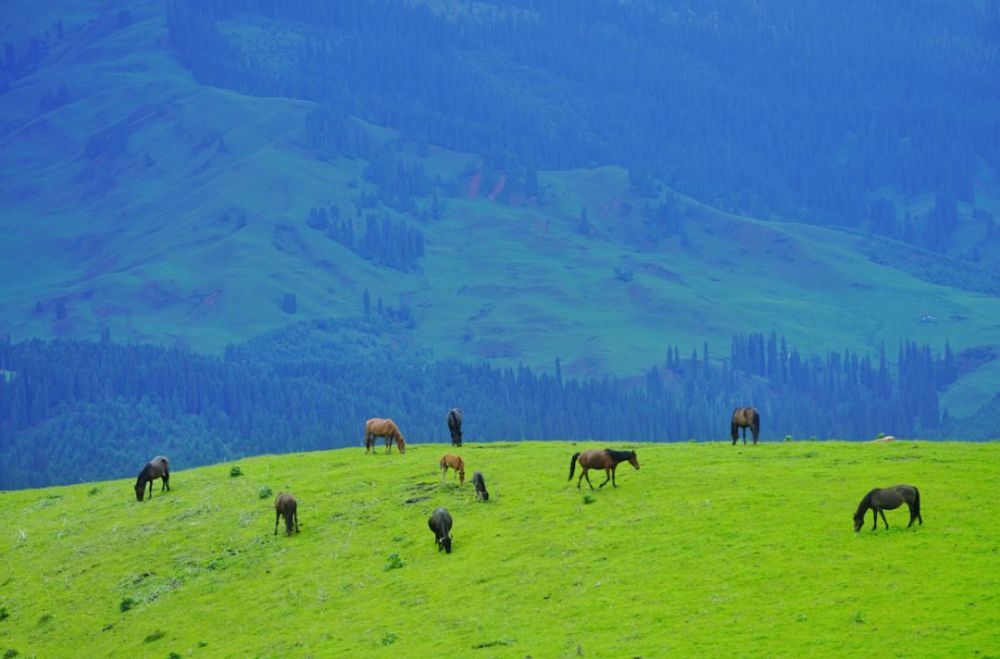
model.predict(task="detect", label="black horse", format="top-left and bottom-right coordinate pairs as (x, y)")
top-left (274, 492), bottom-right (300, 536)
top-left (447, 408), bottom-right (463, 447)
top-left (134, 456), bottom-right (170, 502)
top-left (568, 449), bottom-right (640, 489)
top-left (853, 485), bottom-right (922, 531)
top-left (428, 507), bottom-right (453, 553)
top-left (472, 471), bottom-right (489, 501)
top-left (731, 407), bottom-right (760, 445)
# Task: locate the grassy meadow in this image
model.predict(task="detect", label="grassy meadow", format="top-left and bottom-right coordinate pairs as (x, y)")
top-left (1, 440), bottom-right (997, 658)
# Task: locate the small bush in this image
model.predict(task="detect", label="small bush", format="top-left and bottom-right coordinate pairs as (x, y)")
top-left (583, 494), bottom-right (596, 505)
top-left (258, 486), bottom-right (273, 499)
top-left (168, 652), bottom-right (182, 659)
top-left (37, 614), bottom-right (51, 625)
top-left (384, 553), bottom-right (404, 571)
top-left (87, 487), bottom-right (100, 495)
top-left (229, 466), bottom-right (242, 478)
top-left (0, 606), bottom-right (8, 621)
top-left (784, 435), bottom-right (793, 442)
top-left (852, 611), bottom-right (866, 625)
top-left (380, 632), bottom-right (398, 646)
top-left (119, 598), bottom-right (136, 613)
top-left (4, 649), bottom-right (19, 658)
top-left (144, 630), bottom-right (164, 643)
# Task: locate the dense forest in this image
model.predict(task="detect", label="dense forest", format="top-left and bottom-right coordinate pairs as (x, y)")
top-left (0, 319), bottom-right (987, 489)
top-left (166, 0), bottom-right (999, 240)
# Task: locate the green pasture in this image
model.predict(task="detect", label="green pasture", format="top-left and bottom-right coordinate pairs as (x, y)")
top-left (1, 441), bottom-right (997, 657)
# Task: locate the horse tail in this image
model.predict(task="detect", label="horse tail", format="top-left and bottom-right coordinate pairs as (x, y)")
top-left (568, 452), bottom-right (580, 480)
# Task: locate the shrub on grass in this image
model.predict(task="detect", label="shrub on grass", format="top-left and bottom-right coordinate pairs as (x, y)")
top-left (119, 598), bottom-right (136, 613)
top-left (583, 494), bottom-right (596, 504)
top-left (144, 630), bottom-right (164, 643)
top-left (0, 606), bottom-right (8, 621)
top-left (385, 553), bottom-right (404, 571)
top-left (229, 466), bottom-right (242, 478)
top-left (258, 486), bottom-right (273, 499)
top-left (4, 649), bottom-right (19, 658)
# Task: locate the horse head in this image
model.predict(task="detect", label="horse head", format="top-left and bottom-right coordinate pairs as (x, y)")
top-left (852, 513), bottom-right (865, 532)
top-left (440, 535), bottom-right (452, 553)
top-left (628, 450), bottom-right (640, 470)
top-left (134, 481), bottom-right (145, 502)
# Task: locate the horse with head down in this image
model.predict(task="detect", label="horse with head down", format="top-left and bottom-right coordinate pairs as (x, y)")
top-left (274, 492), bottom-right (300, 536)
top-left (135, 456), bottom-right (170, 501)
top-left (365, 418), bottom-right (406, 454)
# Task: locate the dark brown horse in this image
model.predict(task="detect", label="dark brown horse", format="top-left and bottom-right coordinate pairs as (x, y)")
top-left (428, 507), bottom-right (453, 553)
top-left (134, 456), bottom-right (170, 501)
top-left (274, 492), bottom-right (300, 536)
top-left (440, 454), bottom-right (465, 485)
top-left (472, 471), bottom-right (489, 501)
top-left (568, 449), bottom-right (639, 489)
top-left (447, 408), bottom-right (463, 447)
top-left (731, 406), bottom-right (760, 445)
top-left (853, 485), bottom-right (922, 531)
top-left (365, 417), bottom-right (406, 454)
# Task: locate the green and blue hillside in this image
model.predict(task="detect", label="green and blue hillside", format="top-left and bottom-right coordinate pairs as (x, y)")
top-left (1, 441), bottom-right (997, 657)
top-left (1, 2), bottom-right (998, 423)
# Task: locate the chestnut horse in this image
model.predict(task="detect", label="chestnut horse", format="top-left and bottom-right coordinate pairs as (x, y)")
top-left (274, 492), bottom-right (300, 536)
top-left (440, 454), bottom-right (465, 485)
top-left (365, 418), bottom-right (406, 454)
top-left (134, 456), bottom-right (170, 501)
top-left (731, 406), bottom-right (760, 445)
top-left (447, 408), bottom-right (463, 447)
top-left (853, 485), bottom-right (922, 531)
top-left (568, 449), bottom-right (639, 489)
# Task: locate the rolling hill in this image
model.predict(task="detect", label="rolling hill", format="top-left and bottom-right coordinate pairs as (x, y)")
top-left (0, 441), bottom-right (997, 657)
top-left (1, 2), bottom-right (998, 424)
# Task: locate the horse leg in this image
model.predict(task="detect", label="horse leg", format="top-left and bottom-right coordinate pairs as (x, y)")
top-left (599, 468), bottom-right (611, 488)
top-left (274, 511), bottom-right (280, 535)
top-left (870, 509), bottom-right (878, 530)
top-left (879, 509), bottom-right (889, 529)
top-left (612, 465), bottom-right (618, 487)
top-left (294, 510), bottom-right (300, 533)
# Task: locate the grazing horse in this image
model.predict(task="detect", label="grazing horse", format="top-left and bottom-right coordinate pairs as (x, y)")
top-left (428, 507), bottom-right (453, 553)
top-left (472, 471), bottom-right (489, 501)
top-left (365, 418), bottom-right (406, 454)
top-left (447, 408), bottom-right (463, 447)
top-left (731, 406), bottom-right (760, 445)
top-left (274, 492), bottom-right (300, 536)
top-left (440, 454), bottom-right (465, 485)
top-left (568, 449), bottom-right (639, 490)
top-left (853, 485), bottom-right (922, 531)
top-left (134, 456), bottom-right (170, 502)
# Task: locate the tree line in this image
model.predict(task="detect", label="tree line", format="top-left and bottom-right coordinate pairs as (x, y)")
top-left (0, 321), bottom-right (981, 490)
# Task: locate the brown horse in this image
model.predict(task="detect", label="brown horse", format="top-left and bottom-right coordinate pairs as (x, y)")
top-left (568, 449), bottom-right (639, 489)
top-left (274, 492), bottom-right (300, 536)
top-left (134, 455), bottom-right (170, 501)
top-left (365, 418), bottom-right (406, 454)
top-left (440, 454), bottom-right (465, 485)
top-left (731, 406), bottom-right (760, 445)
top-left (853, 485), bottom-right (922, 531)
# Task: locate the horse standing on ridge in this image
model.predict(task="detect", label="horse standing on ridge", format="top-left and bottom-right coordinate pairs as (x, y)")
top-left (853, 485), bottom-right (922, 531)
top-left (447, 408), bottom-right (463, 447)
top-left (134, 456), bottom-right (170, 502)
top-left (568, 449), bottom-right (639, 489)
top-left (731, 407), bottom-right (760, 445)
top-left (365, 418), bottom-right (406, 454)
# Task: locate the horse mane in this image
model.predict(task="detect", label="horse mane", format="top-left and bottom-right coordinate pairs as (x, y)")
top-left (604, 448), bottom-right (635, 461)
top-left (136, 463), bottom-right (153, 484)
top-left (854, 489), bottom-right (876, 518)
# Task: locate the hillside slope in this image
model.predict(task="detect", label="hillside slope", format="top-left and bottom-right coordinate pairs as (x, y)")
top-left (1, 3), bottom-right (997, 409)
top-left (0, 441), bottom-right (997, 657)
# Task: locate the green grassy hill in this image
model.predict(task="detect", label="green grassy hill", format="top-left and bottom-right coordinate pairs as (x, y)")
top-left (1, 441), bottom-right (997, 657)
